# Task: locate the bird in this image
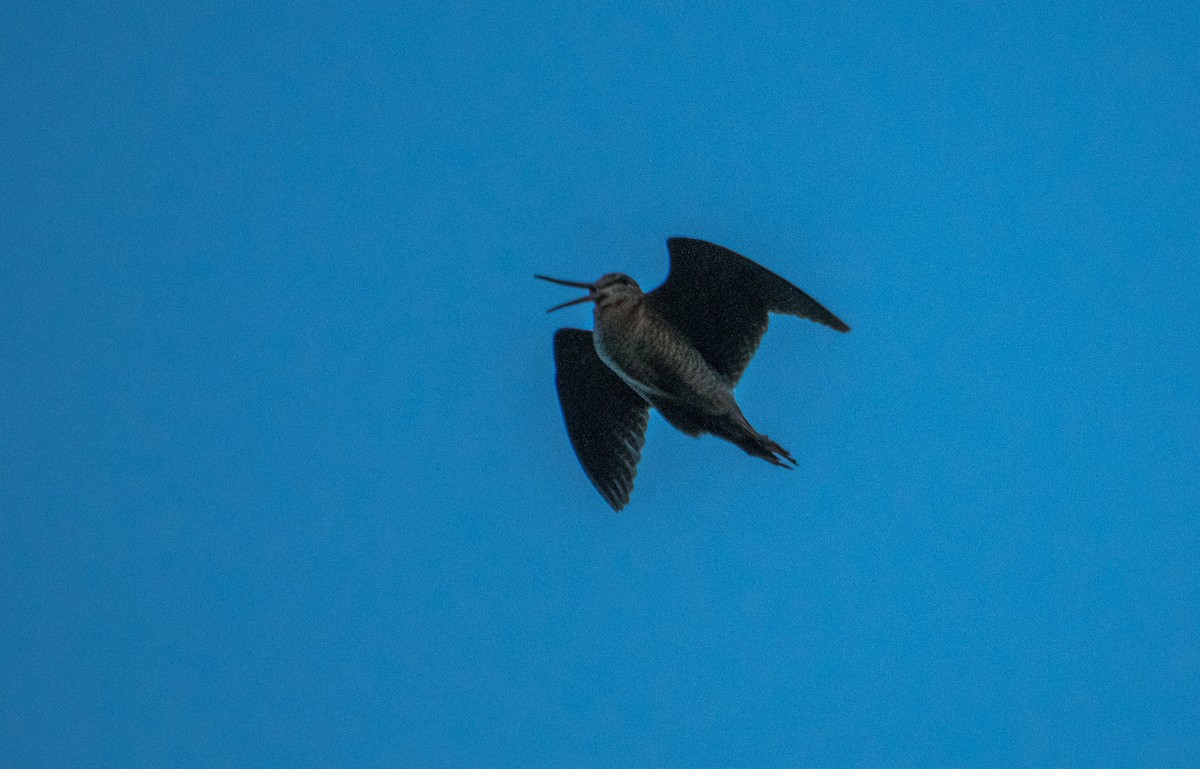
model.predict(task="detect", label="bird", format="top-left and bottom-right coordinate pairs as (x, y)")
top-left (536, 236), bottom-right (849, 511)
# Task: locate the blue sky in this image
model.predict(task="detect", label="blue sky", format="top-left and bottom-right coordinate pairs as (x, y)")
top-left (3, 2), bottom-right (1198, 766)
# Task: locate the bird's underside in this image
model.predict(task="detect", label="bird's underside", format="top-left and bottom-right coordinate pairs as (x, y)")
top-left (547, 237), bottom-right (849, 511)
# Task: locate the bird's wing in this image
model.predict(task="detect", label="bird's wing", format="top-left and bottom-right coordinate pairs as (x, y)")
top-left (646, 237), bottom-right (849, 385)
top-left (552, 328), bottom-right (650, 511)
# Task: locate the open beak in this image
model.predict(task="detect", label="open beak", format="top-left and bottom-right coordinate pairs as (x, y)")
top-left (535, 274), bottom-right (597, 312)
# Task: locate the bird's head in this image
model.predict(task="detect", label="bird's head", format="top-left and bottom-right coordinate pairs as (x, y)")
top-left (535, 272), bottom-right (643, 313)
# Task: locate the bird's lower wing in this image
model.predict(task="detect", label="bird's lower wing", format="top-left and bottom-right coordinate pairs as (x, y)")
top-left (553, 328), bottom-right (650, 511)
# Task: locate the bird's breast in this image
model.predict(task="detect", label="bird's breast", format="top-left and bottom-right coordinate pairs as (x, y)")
top-left (593, 306), bottom-right (733, 413)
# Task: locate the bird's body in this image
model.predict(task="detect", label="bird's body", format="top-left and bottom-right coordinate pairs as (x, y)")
top-left (589, 279), bottom-right (786, 467)
top-left (538, 237), bottom-right (849, 510)
top-left (593, 284), bottom-right (733, 415)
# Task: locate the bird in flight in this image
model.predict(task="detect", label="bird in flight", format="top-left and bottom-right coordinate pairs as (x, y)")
top-left (537, 237), bottom-right (849, 511)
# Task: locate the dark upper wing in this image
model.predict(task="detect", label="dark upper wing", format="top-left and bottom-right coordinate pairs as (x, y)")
top-left (552, 328), bottom-right (650, 511)
top-left (647, 237), bottom-right (849, 384)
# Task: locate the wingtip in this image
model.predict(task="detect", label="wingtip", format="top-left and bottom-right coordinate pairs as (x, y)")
top-left (601, 483), bottom-right (629, 512)
top-left (818, 311), bottom-right (850, 333)
top-left (810, 315), bottom-right (850, 333)
top-left (600, 491), bottom-right (626, 512)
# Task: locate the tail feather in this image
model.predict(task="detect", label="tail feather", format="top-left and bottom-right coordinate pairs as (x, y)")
top-left (716, 409), bottom-right (796, 468)
top-left (650, 397), bottom-right (797, 468)
top-left (732, 430), bottom-right (796, 468)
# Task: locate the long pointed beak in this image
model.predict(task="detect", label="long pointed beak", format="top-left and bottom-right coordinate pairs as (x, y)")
top-left (535, 274), bottom-right (597, 313)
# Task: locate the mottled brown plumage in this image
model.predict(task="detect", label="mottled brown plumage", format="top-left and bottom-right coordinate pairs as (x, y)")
top-left (537, 237), bottom-right (848, 511)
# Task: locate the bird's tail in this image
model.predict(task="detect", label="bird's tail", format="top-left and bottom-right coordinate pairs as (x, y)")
top-left (718, 410), bottom-right (797, 469)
